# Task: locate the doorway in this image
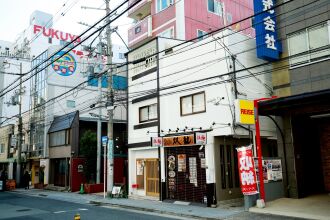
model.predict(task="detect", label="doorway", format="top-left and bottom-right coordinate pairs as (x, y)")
top-left (145, 159), bottom-right (159, 197)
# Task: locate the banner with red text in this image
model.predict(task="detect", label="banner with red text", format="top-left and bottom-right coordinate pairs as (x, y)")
top-left (237, 146), bottom-right (258, 195)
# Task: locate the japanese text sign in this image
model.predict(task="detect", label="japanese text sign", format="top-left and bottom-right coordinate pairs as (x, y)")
top-left (254, 0), bottom-right (281, 61)
top-left (235, 99), bottom-right (255, 125)
top-left (151, 137), bottom-right (163, 147)
top-left (163, 135), bottom-right (195, 147)
top-left (237, 146), bottom-right (258, 195)
top-left (196, 132), bottom-right (207, 145)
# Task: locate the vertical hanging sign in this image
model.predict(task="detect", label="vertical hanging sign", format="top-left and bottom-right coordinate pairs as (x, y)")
top-left (254, 0), bottom-right (281, 61)
top-left (237, 146), bottom-right (258, 195)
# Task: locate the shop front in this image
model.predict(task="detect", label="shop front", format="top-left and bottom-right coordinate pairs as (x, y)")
top-left (128, 147), bottom-right (159, 198)
top-left (162, 134), bottom-right (208, 204)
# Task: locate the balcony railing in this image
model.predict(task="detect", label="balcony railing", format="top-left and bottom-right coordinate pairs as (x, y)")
top-left (128, 0), bottom-right (152, 20)
top-left (128, 15), bottom-right (152, 48)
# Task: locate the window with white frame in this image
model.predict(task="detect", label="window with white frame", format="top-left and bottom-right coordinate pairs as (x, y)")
top-left (157, 0), bottom-right (173, 13)
top-left (49, 130), bottom-right (69, 147)
top-left (207, 0), bottom-right (223, 16)
top-left (159, 28), bottom-right (174, 39)
top-left (66, 100), bottom-right (76, 108)
top-left (0, 143), bottom-right (4, 154)
top-left (197, 30), bottom-right (208, 41)
top-left (180, 92), bottom-right (206, 116)
top-left (139, 104), bottom-right (157, 123)
top-left (288, 22), bottom-right (330, 66)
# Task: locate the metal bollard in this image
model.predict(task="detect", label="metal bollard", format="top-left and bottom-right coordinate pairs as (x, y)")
top-left (74, 213), bottom-right (80, 220)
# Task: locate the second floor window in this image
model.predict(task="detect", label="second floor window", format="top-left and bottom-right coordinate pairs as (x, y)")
top-left (180, 92), bottom-right (206, 116)
top-left (207, 0), bottom-right (223, 16)
top-left (49, 130), bottom-right (69, 147)
top-left (0, 143), bottom-right (4, 154)
top-left (157, 0), bottom-right (173, 13)
top-left (197, 30), bottom-right (208, 41)
top-left (139, 104), bottom-right (158, 123)
top-left (288, 22), bottom-right (330, 67)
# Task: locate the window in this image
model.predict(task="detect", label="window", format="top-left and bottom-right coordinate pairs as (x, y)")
top-left (49, 130), bottom-right (69, 147)
top-left (159, 28), bottom-right (174, 39)
top-left (139, 104), bottom-right (157, 123)
top-left (180, 92), bottom-right (206, 116)
top-left (0, 144), bottom-right (4, 154)
top-left (197, 30), bottom-right (208, 41)
top-left (207, 0), bottom-right (223, 16)
top-left (48, 37), bottom-right (52, 44)
top-left (157, 0), bottom-right (173, 13)
top-left (288, 22), bottom-right (330, 66)
top-left (135, 26), bottom-right (141, 34)
top-left (66, 100), bottom-right (75, 108)
top-left (227, 13), bottom-right (232, 24)
top-left (118, 53), bottom-right (125, 59)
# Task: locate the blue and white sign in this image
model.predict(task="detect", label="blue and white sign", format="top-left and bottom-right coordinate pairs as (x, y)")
top-left (254, 0), bottom-right (282, 61)
top-left (102, 136), bottom-right (108, 147)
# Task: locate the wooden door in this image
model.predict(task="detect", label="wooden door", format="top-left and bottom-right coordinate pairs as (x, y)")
top-left (145, 159), bottom-right (159, 197)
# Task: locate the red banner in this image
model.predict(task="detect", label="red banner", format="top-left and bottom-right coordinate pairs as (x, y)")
top-left (237, 146), bottom-right (258, 195)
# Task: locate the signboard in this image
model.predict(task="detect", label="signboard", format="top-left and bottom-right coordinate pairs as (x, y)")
top-left (255, 158), bottom-right (282, 182)
top-left (51, 51), bottom-right (77, 76)
top-left (254, 0), bottom-right (281, 60)
top-left (189, 157), bottom-right (198, 187)
top-left (136, 160), bottom-right (144, 175)
top-left (33, 25), bottom-right (81, 43)
top-left (11, 135), bottom-right (16, 147)
top-left (196, 132), bottom-right (207, 145)
top-left (237, 146), bottom-right (258, 195)
top-left (177, 154), bottom-right (186, 172)
top-left (163, 135), bottom-right (195, 147)
top-left (235, 99), bottom-right (255, 125)
top-left (102, 136), bottom-right (108, 147)
top-left (151, 137), bottom-right (163, 147)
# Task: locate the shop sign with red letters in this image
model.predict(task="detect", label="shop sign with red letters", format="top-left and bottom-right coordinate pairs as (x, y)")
top-left (237, 146), bottom-right (258, 195)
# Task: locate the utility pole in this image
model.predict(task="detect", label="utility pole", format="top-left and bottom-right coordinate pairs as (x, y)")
top-left (105, 0), bottom-right (114, 194)
top-left (96, 34), bottom-right (103, 184)
top-left (231, 55), bottom-right (237, 99)
top-left (16, 62), bottom-right (23, 187)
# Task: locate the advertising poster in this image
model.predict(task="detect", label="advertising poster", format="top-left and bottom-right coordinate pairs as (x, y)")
top-left (178, 154), bottom-right (186, 172)
top-left (254, 158), bottom-right (283, 182)
top-left (189, 157), bottom-right (198, 187)
top-left (237, 146), bottom-right (258, 195)
top-left (136, 160), bottom-right (144, 175)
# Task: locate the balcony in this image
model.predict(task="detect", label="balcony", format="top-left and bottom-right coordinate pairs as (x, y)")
top-left (128, 0), bottom-right (152, 20)
top-left (128, 15), bottom-right (152, 48)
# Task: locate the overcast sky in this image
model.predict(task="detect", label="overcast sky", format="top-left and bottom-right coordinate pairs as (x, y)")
top-left (0, 0), bottom-right (132, 46)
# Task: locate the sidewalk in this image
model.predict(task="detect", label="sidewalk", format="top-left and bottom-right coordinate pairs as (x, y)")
top-left (9, 188), bottom-right (245, 219)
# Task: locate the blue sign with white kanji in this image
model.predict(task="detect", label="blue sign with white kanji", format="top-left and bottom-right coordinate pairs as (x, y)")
top-left (254, 0), bottom-right (282, 61)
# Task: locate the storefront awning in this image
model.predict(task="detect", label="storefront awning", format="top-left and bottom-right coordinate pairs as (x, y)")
top-left (48, 111), bottom-right (78, 133)
top-left (258, 89), bottom-right (330, 116)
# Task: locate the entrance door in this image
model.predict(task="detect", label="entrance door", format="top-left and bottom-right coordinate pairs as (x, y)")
top-left (54, 159), bottom-right (67, 187)
top-left (218, 143), bottom-right (241, 200)
top-left (145, 159), bottom-right (159, 197)
top-left (166, 146), bottom-right (207, 203)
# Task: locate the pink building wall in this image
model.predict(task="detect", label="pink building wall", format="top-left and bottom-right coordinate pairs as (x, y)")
top-left (151, 2), bottom-right (176, 36)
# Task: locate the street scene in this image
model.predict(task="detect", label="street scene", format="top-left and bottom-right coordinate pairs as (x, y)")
top-left (1, 0), bottom-right (330, 219)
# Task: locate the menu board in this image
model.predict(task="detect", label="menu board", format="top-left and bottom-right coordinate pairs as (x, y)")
top-left (189, 157), bottom-right (198, 187)
top-left (178, 154), bottom-right (186, 172)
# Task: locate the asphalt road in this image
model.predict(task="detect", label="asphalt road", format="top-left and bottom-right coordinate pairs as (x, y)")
top-left (0, 192), bottom-right (183, 220)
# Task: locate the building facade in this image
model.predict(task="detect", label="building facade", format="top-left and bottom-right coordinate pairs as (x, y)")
top-left (257, 0), bottom-right (330, 200)
top-left (1, 10), bottom-right (128, 189)
top-left (127, 30), bottom-right (277, 205)
top-left (127, 0), bottom-right (255, 48)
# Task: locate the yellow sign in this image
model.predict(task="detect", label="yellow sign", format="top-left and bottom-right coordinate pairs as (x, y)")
top-left (235, 100), bottom-right (255, 125)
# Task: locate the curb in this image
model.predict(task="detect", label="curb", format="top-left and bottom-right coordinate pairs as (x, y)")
top-left (89, 200), bottom-right (223, 220)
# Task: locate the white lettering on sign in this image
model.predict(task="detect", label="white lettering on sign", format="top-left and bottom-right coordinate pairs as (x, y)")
top-left (261, 0), bottom-right (277, 51)
top-left (33, 25), bottom-right (81, 43)
top-left (241, 170), bottom-right (256, 185)
top-left (262, 0), bottom-right (274, 14)
top-left (263, 16), bottom-right (275, 32)
top-left (265, 33), bottom-right (277, 50)
top-left (239, 156), bottom-right (253, 171)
